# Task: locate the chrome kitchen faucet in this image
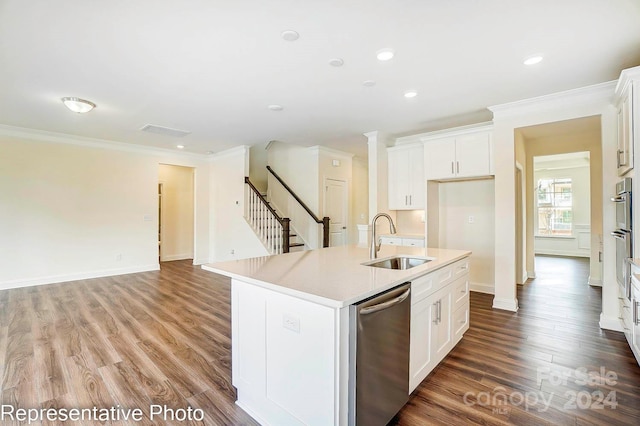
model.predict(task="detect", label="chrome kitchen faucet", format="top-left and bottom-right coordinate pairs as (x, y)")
top-left (370, 213), bottom-right (397, 259)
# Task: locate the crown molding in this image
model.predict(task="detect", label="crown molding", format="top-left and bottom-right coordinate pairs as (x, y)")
top-left (615, 65), bottom-right (640, 98)
top-left (0, 123), bottom-right (208, 160)
top-left (488, 81), bottom-right (617, 121)
top-left (210, 144), bottom-right (250, 160)
top-left (307, 145), bottom-right (354, 159)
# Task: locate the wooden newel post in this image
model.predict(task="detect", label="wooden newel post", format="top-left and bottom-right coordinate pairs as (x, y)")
top-left (322, 217), bottom-right (330, 248)
top-left (282, 218), bottom-right (291, 253)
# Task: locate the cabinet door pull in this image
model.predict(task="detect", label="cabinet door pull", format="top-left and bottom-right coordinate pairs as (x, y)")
top-left (456, 161), bottom-right (460, 173)
top-left (634, 300), bottom-right (639, 325)
top-left (433, 302), bottom-right (439, 324)
top-left (405, 195), bottom-right (408, 205)
top-left (437, 300), bottom-right (442, 323)
top-left (451, 162), bottom-right (454, 174)
top-left (409, 195), bottom-right (412, 205)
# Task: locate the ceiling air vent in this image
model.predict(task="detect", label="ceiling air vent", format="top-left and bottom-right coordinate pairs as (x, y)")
top-left (139, 124), bottom-right (191, 138)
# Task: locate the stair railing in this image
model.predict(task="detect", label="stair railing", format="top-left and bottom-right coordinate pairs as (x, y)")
top-left (266, 166), bottom-right (330, 248)
top-left (245, 177), bottom-right (290, 254)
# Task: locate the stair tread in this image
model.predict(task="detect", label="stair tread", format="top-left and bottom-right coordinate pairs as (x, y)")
top-left (289, 242), bottom-right (305, 247)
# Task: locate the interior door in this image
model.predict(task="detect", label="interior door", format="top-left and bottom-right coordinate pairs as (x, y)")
top-left (324, 178), bottom-right (348, 246)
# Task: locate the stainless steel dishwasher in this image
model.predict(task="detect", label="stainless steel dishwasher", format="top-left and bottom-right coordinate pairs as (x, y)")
top-left (349, 283), bottom-right (411, 426)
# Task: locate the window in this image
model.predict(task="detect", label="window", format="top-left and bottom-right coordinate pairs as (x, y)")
top-left (536, 178), bottom-right (572, 236)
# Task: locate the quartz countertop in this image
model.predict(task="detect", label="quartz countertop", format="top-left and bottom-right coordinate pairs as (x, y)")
top-left (202, 245), bottom-right (471, 308)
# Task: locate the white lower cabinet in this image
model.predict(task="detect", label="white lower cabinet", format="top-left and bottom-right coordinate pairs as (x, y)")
top-left (631, 277), bottom-right (640, 362)
top-left (409, 259), bottom-right (470, 392)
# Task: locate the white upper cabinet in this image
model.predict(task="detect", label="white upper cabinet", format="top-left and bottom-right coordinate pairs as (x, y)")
top-left (423, 129), bottom-right (493, 181)
top-left (388, 144), bottom-right (425, 210)
top-left (615, 67), bottom-right (639, 176)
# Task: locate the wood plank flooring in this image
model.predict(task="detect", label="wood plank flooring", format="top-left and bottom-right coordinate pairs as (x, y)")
top-left (0, 256), bottom-right (638, 425)
top-left (392, 255), bottom-right (640, 426)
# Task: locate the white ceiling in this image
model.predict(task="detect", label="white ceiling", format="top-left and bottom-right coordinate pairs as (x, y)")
top-left (1, 0), bottom-right (639, 158)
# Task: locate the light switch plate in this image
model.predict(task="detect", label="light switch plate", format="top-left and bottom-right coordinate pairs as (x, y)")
top-left (283, 314), bottom-right (300, 333)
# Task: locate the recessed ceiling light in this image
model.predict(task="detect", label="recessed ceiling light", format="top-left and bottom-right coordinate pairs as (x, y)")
top-left (281, 30), bottom-right (299, 42)
top-left (268, 104), bottom-right (284, 111)
top-left (404, 91), bottom-right (418, 98)
top-left (328, 58), bottom-right (344, 67)
top-left (376, 49), bottom-right (394, 61)
top-left (206, 151), bottom-right (214, 155)
top-left (524, 55), bottom-right (543, 65)
top-left (61, 97), bottom-right (96, 113)
top-left (176, 144), bottom-right (185, 149)
top-left (363, 80), bottom-right (376, 87)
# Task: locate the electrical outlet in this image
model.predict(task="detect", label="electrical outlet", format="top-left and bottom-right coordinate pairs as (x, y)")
top-left (468, 215), bottom-right (475, 224)
top-left (230, 249), bottom-right (235, 255)
top-left (283, 314), bottom-right (300, 333)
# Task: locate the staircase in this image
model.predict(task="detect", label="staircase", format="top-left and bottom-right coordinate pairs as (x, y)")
top-left (245, 177), bottom-right (306, 254)
top-left (245, 170), bottom-right (330, 255)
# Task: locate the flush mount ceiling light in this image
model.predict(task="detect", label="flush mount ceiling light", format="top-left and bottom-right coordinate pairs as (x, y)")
top-left (362, 80), bottom-right (376, 87)
top-left (281, 30), bottom-right (300, 41)
top-left (268, 104), bottom-right (284, 111)
top-left (524, 55), bottom-right (543, 65)
top-left (61, 97), bottom-right (96, 113)
top-left (176, 144), bottom-right (185, 149)
top-left (328, 58), bottom-right (344, 67)
top-left (376, 48), bottom-right (394, 61)
top-left (404, 90), bottom-right (418, 98)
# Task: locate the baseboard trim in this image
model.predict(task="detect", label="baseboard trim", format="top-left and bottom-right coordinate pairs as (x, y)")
top-left (588, 276), bottom-right (603, 287)
top-left (160, 253), bottom-right (193, 262)
top-left (599, 313), bottom-right (624, 332)
top-left (470, 282), bottom-right (494, 295)
top-left (0, 264), bottom-right (160, 291)
top-left (534, 250), bottom-right (589, 258)
top-left (492, 297), bottom-right (519, 312)
top-left (193, 258), bottom-right (209, 265)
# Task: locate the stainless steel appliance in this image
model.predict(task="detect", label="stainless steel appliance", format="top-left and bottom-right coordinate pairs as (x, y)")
top-left (349, 283), bottom-right (411, 426)
top-left (611, 178), bottom-right (632, 299)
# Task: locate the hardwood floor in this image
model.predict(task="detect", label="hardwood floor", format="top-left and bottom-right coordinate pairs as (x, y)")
top-left (1, 256), bottom-right (638, 425)
top-left (392, 255), bottom-right (640, 426)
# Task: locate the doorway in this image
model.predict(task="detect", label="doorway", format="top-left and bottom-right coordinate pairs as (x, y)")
top-left (324, 178), bottom-right (348, 246)
top-left (158, 164), bottom-right (195, 262)
top-left (514, 116), bottom-right (602, 289)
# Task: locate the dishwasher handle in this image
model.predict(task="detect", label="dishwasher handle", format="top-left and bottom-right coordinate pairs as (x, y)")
top-left (360, 288), bottom-right (411, 315)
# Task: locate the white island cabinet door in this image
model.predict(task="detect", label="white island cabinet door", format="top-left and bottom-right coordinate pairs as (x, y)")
top-left (232, 279), bottom-right (341, 426)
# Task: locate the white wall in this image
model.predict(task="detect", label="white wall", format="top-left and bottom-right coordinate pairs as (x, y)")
top-left (209, 146), bottom-right (269, 262)
top-left (159, 164), bottom-right (194, 261)
top-left (0, 131), bottom-right (211, 289)
top-left (438, 180), bottom-right (496, 293)
top-left (533, 161), bottom-right (590, 257)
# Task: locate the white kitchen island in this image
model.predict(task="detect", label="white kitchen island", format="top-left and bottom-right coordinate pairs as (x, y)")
top-left (202, 245), bottom-right (471, 426)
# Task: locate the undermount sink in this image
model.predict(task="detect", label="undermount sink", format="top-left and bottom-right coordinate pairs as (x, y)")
top-left (364, 256), bottom-right (432, 270)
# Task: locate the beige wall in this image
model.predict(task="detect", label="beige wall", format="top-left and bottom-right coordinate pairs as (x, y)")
top-left (249, 142), bottom-right (269, 192)
top-left (159, 164), bottom-right (194, 261)
top-left (351, 157), bottom-right (369, 243)
top-left (438, 179), bottom-right (496, 292)
top-left (0, 134), bottom-right (211, 289)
